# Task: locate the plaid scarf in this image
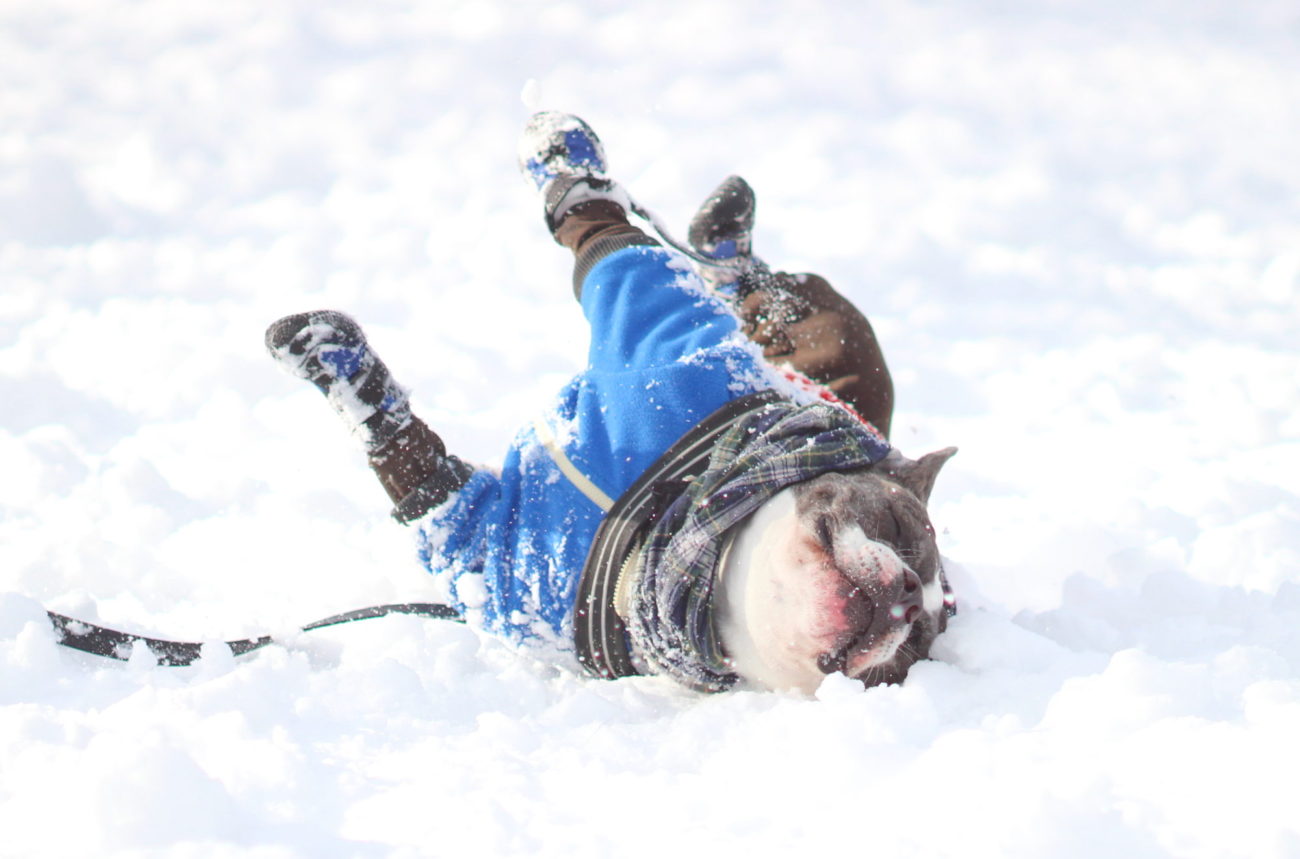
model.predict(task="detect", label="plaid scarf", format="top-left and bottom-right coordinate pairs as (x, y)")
top-left (627, 400), bottom-right (892, 691)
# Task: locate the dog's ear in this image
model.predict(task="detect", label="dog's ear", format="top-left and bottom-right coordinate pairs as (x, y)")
top-left (880, 447), bottom-right (957, 505)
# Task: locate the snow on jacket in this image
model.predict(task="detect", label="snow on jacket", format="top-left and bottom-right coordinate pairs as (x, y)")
top-left (415, 245), bottom-right (841, 655)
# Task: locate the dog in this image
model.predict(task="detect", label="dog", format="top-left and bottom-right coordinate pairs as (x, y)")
top-left (266, 112), bottom-right (955, 694)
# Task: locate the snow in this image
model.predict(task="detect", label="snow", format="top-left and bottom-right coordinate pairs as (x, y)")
top-left (3, 1), bottom-right (1299, 855)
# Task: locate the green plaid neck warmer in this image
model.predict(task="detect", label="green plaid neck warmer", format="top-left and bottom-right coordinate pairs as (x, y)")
top-left (627, 400), bottom-right (892, 692)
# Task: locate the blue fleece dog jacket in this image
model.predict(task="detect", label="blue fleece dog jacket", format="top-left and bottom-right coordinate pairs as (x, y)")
top-left (416, 245), bottom-right (813, 652)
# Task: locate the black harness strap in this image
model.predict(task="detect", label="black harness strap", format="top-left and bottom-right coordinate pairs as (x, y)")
top-left (47, 602), bottom-right (463, 666)
top-left (573, 390), bottom-right (785, 679)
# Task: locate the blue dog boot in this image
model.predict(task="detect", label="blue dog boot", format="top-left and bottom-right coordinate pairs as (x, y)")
top-left (265, 310), bottom-right (413, 454)
top-left (518, 111), bottom-right (634, 234)
top-left (519, 111), bottom-right (608, 190)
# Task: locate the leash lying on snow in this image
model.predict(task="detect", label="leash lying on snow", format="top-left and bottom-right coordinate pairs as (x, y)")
top-left (45, 603), bottom-right (463, 666)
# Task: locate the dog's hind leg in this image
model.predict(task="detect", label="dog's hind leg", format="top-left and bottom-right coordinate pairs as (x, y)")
top-left (265, 311), bottom-right (473, 523)
top-left (553, 199), bottom-right (659, 295)
top-left (518, 112), bottom-right (660, 300)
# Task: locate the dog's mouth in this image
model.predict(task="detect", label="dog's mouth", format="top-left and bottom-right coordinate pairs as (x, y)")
top-left (817, 623), bottom-right (918, 680)
top-left (816, 641), bottom-right (853, 676)
top-left (816, 580), bottom-right (873, 675)
top-left (817, 621), bottom-right (927, 691)
top-left (814, 555), bottom-right (925, 682)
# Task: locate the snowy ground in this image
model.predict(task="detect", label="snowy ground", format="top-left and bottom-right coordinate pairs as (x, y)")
top-left (3, 1), bottom-right (1300, 856)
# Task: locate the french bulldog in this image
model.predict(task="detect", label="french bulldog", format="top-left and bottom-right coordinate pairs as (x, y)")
top-left (266, 111), bottom-right (956, 694)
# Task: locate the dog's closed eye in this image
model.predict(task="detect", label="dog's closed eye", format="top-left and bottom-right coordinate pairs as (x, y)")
top-left (814, 516), bottom-right (834, 549)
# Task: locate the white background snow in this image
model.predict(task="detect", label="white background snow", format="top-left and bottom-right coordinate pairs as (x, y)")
top-left (3, 1), bottom-right (1299, 856)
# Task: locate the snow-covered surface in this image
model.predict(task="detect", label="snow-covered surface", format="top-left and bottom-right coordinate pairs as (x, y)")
top-left (3, 1), bottom-right (1299, 855)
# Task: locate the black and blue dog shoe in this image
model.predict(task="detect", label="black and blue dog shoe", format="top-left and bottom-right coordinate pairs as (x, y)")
top-left (265, 310), bottom-right (413, 454)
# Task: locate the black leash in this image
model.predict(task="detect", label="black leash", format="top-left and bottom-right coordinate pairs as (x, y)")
top-left (46, 602), bottom-right (463, 666)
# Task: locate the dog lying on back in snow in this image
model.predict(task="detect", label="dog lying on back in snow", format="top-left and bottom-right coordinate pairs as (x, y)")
top-left (265, 112), bottom-right (956, 694)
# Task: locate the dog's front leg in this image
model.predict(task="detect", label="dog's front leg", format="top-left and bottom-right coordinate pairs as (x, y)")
top-left (736, 272), bottom-right (895, 438)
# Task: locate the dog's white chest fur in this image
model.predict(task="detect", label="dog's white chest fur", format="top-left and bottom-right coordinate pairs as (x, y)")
top-left (714, 489), bottom-right (809, 690)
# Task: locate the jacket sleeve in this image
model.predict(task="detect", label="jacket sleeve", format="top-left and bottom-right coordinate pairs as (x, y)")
top-left (579, 246), bottom-right (741, 373)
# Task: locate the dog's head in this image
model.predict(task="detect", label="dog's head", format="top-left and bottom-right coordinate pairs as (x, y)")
top-left (715, 447), bottom-right (956, 693)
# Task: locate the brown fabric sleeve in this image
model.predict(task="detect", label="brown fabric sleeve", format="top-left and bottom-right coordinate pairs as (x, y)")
top-left (736, 273), bottom-right (894, 437)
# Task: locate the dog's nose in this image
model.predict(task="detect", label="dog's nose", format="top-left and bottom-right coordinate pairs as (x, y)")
top-left (889, 569), bottom-right (924, 624)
